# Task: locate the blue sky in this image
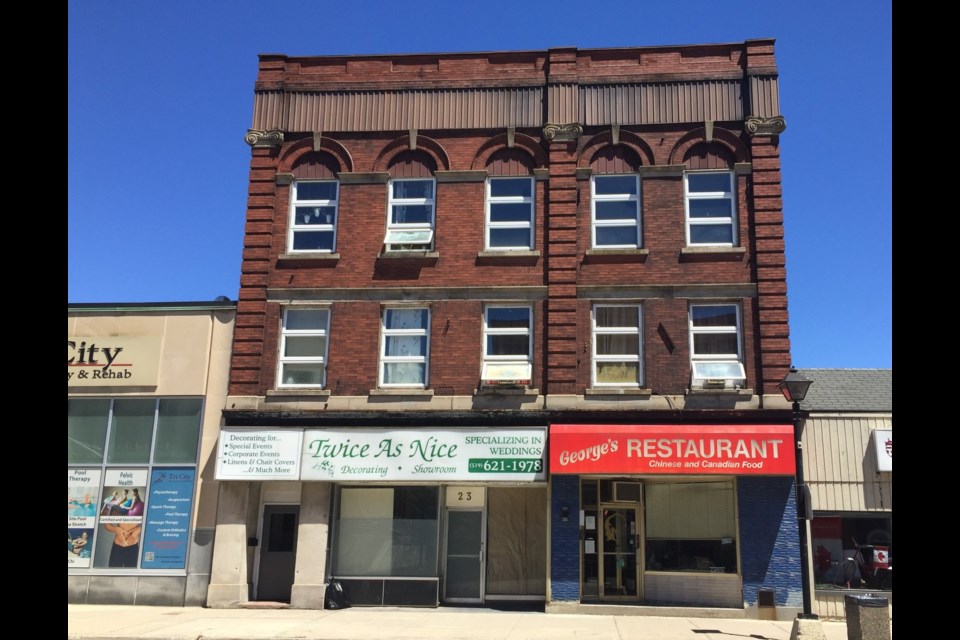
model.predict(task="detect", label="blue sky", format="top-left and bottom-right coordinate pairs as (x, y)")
top-left (68, 1), bottom-right (891, 369)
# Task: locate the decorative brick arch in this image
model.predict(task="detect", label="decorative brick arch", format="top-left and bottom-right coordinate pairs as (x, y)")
top-left (668, 126), bottom-right (749, 166)
top-left (373, 134), bottom-right (450, 173)
top-left (471, 132), bottom-right (547, 170)
top-left (577, 130), bottom-right (654, 168)
top-left (277, 136), bottom-right (353, 174)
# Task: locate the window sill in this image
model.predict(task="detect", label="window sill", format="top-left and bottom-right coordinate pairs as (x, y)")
top-left (267, 388), bottom-right (331, 398)
top-left (585, 388), bottom-right (652, 396)
top-left (378, 251), bottom-right (439, 261)
top-left (679, 246), bottom-right (746, 262)
top-left (368, 388), bottom-right (434, 397)
top-left (476, 250), bottom-right (540, 265)
top-left (584, 248), bottom-right (649, 263)
top-left (474, 387), bottom-right (540, 396)
top-left (277, 252), bottom-right (340, 266)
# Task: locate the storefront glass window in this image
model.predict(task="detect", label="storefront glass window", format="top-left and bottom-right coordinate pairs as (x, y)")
top-left (107, 399), bottom-right (156, 464)
top-left (811, 514), bottom-right (892, 591)
top-left (334, 486), bottom-right (439, 577)
top-left (153, 399), bottom-right (203, 463)
top-left (68, 397), bottom-right (202, 572)
top-left (644, 480), bottom-right (737, 573)
top-left (68, 398), bottom-right (110, 464)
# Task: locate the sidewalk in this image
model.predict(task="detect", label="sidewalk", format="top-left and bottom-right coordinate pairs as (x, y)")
top-left (67, 604), bottom-right (858, 640)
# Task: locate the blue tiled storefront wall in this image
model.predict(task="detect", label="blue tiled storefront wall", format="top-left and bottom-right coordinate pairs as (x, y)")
top-left (549, 475), bottom-right (801, 606)
top-left (737, 476), bottom-right (802, 607)
top-left (549, 474), bottom-right (581, 601)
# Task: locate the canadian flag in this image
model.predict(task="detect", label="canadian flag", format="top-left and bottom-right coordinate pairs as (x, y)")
top-left (872, 546), bottom-right (890, 568)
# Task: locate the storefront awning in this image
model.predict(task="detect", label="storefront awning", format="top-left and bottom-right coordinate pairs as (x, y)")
top-left (549, 424), bottom-right (795, 476)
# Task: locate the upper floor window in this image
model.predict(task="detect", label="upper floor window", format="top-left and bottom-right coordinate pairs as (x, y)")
top-left (278, 308), bottom-right (330, 388)
top-left (289, 181), bottom-right (339, 252)
top-left (592, 304), bottom-right (643, 387)
top-left (486, 177), bottom-right (534, 250)
top-left (288, 152), bottom-right (341, 253)
top-left (385, 178), bottom-right (435, 251)
top-left (684, 171), bottom-right (736, 247)
top-left (482, 305), bottom-right (532, 386)
top-left (379, 307), bottom-right (430, 388)
top-left (688, 304), bottom-right (745, 388)
top-left (591, 174), bottom-right (641, 248)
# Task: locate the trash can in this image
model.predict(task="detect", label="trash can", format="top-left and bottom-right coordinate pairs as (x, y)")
top-left (844, 594), bottom-right (890, 640)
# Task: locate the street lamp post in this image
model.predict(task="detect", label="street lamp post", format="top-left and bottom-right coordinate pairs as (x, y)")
top-left (778, 366), bottom-right (817, 620)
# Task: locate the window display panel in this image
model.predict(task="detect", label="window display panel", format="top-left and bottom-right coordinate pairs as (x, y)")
top-left (644, 480), bottom-right (737, 573)
top-left (334, 486), bottom-right (439, 577)
top-left (67, 397), bottom-right (202, 571)
top-left (485, 487), bottom-right (546, 595)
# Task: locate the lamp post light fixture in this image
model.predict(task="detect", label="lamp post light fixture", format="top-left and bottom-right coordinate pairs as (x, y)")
top-left (778, 366), bottom-right (817, 620)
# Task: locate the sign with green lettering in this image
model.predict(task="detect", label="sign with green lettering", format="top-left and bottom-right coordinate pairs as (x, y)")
top-left (301, 428), bottom-right (547, 482)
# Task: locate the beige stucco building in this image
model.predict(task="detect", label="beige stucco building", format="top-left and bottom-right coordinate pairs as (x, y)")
top-left (68, 300), bottom-right (235, 605)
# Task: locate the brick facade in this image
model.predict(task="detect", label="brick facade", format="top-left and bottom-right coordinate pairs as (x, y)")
top-left (219, 41), bottom-right (802, 615)
top-left (228, 43), bottom-right (793, 406)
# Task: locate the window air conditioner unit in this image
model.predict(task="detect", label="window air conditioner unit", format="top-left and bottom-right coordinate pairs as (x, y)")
top-left (691, 361), bottom-right (746, 390)
top-left (612, 481), bottom-right (642, 502)
top-left (383, 229), bottom-right (434, 252)
top-left (481, 362), bottom-right (532, 388)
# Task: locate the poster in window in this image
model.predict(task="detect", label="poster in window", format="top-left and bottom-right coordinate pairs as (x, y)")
top-left (94, 469), bottom-right (148, 569)
top-left (141, 468), bottom-right (195, 569)
top-left (68, 468), bottom-right (101, 567)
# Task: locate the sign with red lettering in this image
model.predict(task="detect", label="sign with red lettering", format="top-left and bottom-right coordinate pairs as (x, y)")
top-left (872, 429), bottom-right (892, 472)
top-left (549, 424), bottom-right (795, 475)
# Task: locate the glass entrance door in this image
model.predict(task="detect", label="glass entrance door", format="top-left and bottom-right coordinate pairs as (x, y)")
top-left (599, 507), bottom-right (638, 599)
top-left (443, 509), bottom-right (485, 602)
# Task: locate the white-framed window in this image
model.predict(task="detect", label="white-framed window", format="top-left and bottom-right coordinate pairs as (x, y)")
top-left (689, 303), bottom-right (745, 387)
top-left (684, 171), bottom-right (736, 246)
top-left (385, 178), bottom-right (435, 251)
top-left (289, 180), bottom-right (338, 252)
top-left (485, 177), bottom-right (534, 250)
top-left (592, 304), bottom-right (643, 387)
top-left (482, 305), bottom-right (532, 385)
top-left (379, 307), bottom-right (430, 387)
top-left (591, 174), bottom-right (641, 248)
top-left (278, 308), bottom-right (330, 387)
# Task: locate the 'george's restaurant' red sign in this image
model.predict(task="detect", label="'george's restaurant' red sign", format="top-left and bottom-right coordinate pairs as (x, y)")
top-left (549, 424), bottom-right (796, 475)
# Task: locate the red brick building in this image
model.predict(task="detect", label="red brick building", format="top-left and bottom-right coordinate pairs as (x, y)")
top-left (208, 41), bottom-right (804, 618)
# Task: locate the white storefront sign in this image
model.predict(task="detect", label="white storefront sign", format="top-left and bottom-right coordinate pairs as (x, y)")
top-left (215, 428), bottom-right (303, 480)
top-left (300, 428), bottom-right (546, 482)
top-left (872, 429), bottom-right (892, 472)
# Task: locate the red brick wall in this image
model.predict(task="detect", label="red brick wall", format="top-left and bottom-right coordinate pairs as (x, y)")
top-left (230, 42), bottom-right (790, 399)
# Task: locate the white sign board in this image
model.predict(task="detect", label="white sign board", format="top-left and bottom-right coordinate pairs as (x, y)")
top-left (215, 428), bottom-right (303, 480)
top-left (301, 428), bottom-right (546, 482)
top-left (873, 429), bottom-right (892, 472)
